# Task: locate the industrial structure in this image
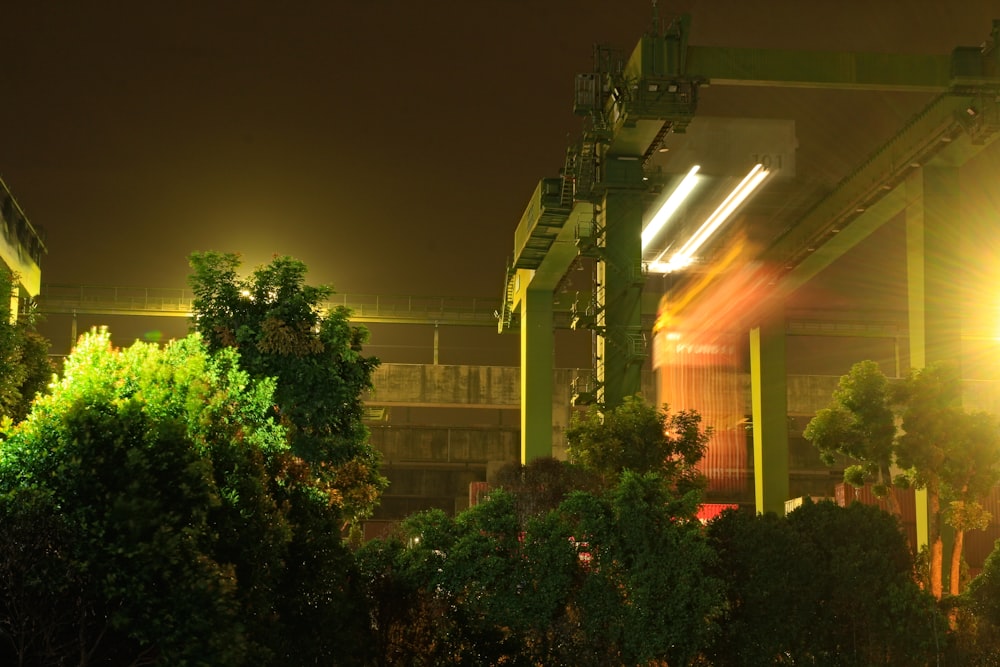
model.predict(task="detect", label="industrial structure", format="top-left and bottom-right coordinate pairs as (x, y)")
top-left (497, 13), bottom-right (1000, 558)
top-left (0, 177), bottom-right (46, 320)
top-left (21, 13), bottom-right (1000, 571)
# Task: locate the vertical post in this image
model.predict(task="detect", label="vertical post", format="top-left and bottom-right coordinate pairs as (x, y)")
top-left (521, 287), bottom-right (554, 463)
top-left (906, 164), bottom-right (962, 553)
top-left (433, 323), bottom-right (439, 365)
top-left (750, 305), bottom-right (789, 515)
top-left (598, 165), bottom-right (646, 410)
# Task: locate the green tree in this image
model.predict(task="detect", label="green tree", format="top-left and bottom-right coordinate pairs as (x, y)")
top-left (705, 508), bottom-right (819, 664)
top-left (360, 473), bottom-right (723, 666)
top-left (357, 508), bottom-right (491, 666)
top-left (803, 360), bottom-right (903, 518)
top-left (0, 329), bottom-right (371, 665)
top-left (492, 456), bottom-right (601, 526)
top-left (565, 395), bottom-right (710, 498)
top-left (894, 363), bottom-right (961, 599)
top-left (806, 360), bottom-right (1000, 600)
top-left (0, 331), bottom-right (257, 663)
top-left (705, 501), bottom-right (944, 666)
top-left (786, 500), bottom-right (943, 665)
top-left (0, 487), bottom-right (93, 666)
top-left (575, 472), bottom-right (723, 666)
top-left (891, 362), bottom-right (1000, 600)
top-left (0, 268), bottom-right (52, 424)
top-left (958, 539), bottom-right (1000, 661)
top-left (938, 409), bottom-right (1000, 596)
top-left (187, 251), bottom-right (385, 527)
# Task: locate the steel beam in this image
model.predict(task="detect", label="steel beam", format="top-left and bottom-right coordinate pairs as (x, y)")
top-left (520, 287), bottom-right (554, 462)
top-left (750, 305), bottom-right (790, 515)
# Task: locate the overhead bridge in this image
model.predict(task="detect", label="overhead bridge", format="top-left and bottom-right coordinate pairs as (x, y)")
top-left (36, 284), bottom-right (894, 339)
top-left (34, 284), bottom-right (502, 328)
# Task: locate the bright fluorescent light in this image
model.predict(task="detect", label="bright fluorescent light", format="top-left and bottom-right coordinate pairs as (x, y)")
top-left (641, 165), bottom-right (700, 250)
top-left (651, 164), bottom-right (769, 273)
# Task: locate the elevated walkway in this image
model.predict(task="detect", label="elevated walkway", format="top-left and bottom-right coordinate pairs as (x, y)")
top-left (35, 284), bottom-right (501, 327)
top-left (0, 177), bottom-right (46, 316)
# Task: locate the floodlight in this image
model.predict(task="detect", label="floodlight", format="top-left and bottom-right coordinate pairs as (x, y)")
top-left (641, 165), bottom-right (700, 250)
top-left (650, 163), bottom-right (770, 273)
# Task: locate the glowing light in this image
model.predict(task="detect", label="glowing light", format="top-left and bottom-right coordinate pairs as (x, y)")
top-left (649, 164), bottom-right (770, 273)
top-left (641, 165), bottom-right (700, 251)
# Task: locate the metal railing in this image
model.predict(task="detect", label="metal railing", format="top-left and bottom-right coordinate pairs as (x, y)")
top-left (35, 284), bottom-right (502, 327)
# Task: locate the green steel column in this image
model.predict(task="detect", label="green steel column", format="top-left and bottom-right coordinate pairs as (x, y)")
top-left (599, 167), bottom-right (646, 410)
top-left (521, 286), bottom-right (554, 463)
top-left (750, 306), bottom-right (789, 515)
top-left (905, 164), bottom-right (963, 551)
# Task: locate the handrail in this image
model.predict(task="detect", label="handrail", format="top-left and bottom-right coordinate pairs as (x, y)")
top-left (35, 284), bottom-right (502, 327)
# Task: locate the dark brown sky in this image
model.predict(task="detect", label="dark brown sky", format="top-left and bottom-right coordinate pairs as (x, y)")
top-left (2, 0), bottom-right (999, 310)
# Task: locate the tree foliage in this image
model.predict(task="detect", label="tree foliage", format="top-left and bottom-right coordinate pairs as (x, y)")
top-left (0, 268), bottom-right (52, 424)
top-left (803, 360), bottom-right (901, 514)
top-left (705, 500), bottom-right (944, 666)
top-left (359, 472), bottom-right (724, 666)
top-left (187, 251), bottom-right (385, 525)
top-left (894, 363), bottom-right (1000, 598)
top-left (956, 539), bottom-right (1000, 661)
top-left (805, 360), bottom-right (1000, 599)
top-left (0, 329), bottom-right (370, 665)
top-left (492, 456), bottom-right (601, 526)
top-left (0, 487), bottom-right (93, 665)
top-left (565, 395), bottom-right (710, 498)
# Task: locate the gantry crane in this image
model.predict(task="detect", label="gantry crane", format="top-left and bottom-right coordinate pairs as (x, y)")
top-left (499, 11), bottom-right (1000, 535)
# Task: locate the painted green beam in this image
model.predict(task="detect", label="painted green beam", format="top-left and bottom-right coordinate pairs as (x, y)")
top-left (504, 199), bottom-right (595, 321)
top-left (750, 307), bottom-right (790, 516)
top-left (905, 164), bottom-right (964, 556)
top-left (686, 45), bottom-right (952, 92)
top-left (769, 94), bottom-right (998, 288)
top-left (520, 287), bottom-right (554, 463)
top-left (597, 185), bottom-right (646, 410)
top-left (623, 15), bottom-right (993, 92)
top-left (529, 203), bottom-right (595, 291)
top-left (511, 178), bottom-right (572, 271)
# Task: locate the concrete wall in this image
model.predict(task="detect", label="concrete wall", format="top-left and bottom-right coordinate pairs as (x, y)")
top-left (785, 374), bottom-right (1000, 416)
top-left (371, 424), bottom-right (520, 467)
top-left (368, 424), bottom-right (520, 520)
top-left (364, 363), bottom-right (1000, 524)
top-left (367, 363), bottom-right (657, 409)
top-left (366, 363), bottom-right (658, 463)
top-left (367, 364), bottom-right (520, 408)
top-left (786, 375), bottom-right (840, 415)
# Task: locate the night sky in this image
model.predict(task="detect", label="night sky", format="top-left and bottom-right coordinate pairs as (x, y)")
top-left (3, 1), bottom-right (1000, 356)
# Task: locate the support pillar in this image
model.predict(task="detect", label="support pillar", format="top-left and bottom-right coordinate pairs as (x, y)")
top-left (750, 305), bottom-right (789, 515)
top-left (598, 173), bottom-right (646, 410)
top-left (433, 323), bottom-right (439, 365)
top-left (521, 287), bottom-right (554, 463)
top-left (905, 164), bottom-right (963, 552)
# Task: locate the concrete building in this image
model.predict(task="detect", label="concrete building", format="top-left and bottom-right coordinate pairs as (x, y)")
top-left (0, 177), bottom-right (45, 319)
